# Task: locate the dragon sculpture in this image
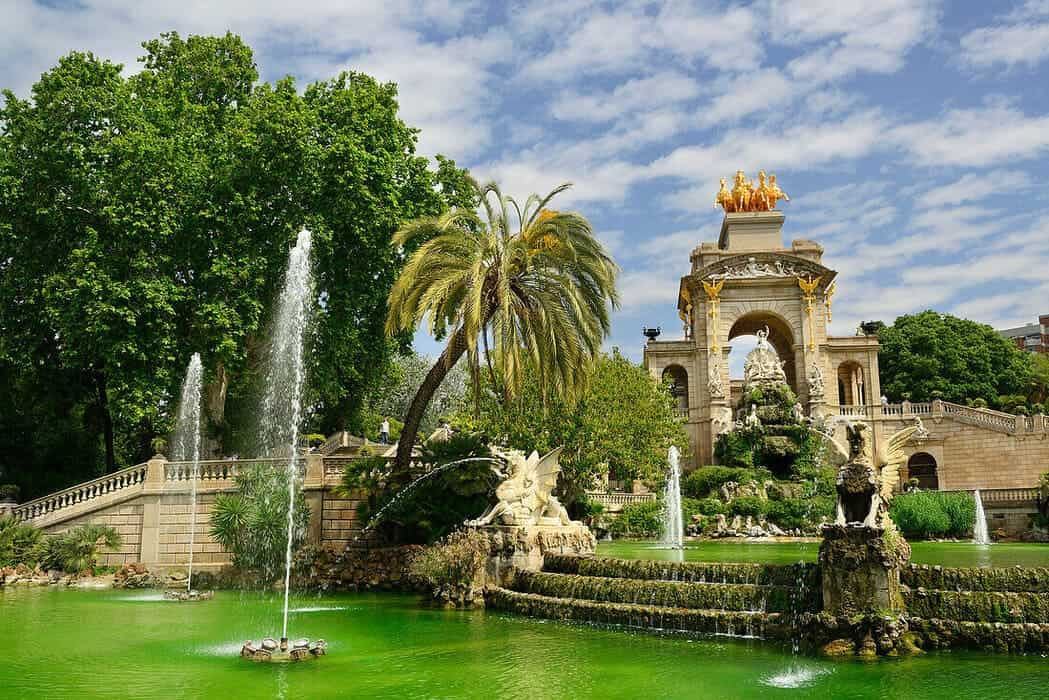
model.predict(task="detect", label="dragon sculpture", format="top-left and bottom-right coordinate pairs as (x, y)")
top-left (467, 447), bottom-right (577, 527)
top-left (824, 422), bottom-right (917, 530)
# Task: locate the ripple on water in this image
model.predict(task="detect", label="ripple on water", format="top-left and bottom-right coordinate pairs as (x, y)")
top-left (761, 663), bottom-right (831, 689)
top-left (112, 593), bottom-right (169, 602)
top-left (289, 606), bottom-right (351, 613)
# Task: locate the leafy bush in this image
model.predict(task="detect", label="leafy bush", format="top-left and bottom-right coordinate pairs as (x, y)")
top-left (762, 498), bottom-right (809, 530)
top-left (694, 497), bottom-right (725, 515)
top-left (0, 484), bottom-right (20, 502)
top-left (889, 491), bottom-right (975, 539)
top-left (40, 524), bottom-right (122, 573)
top-left (714, 431), bottom-right (757, 468)
top-left (610, 500), bottom-right (663, 537)
top-left (409, 528), bottom-right (489, 592)
top-left (209, 463), bottom-right (310, 580)
top-left (365, 432), bottom-right (500, 544)
top-left (681, 497), bottom-right (704, 525)
top-left (683, 466), bottom-right (749, 498)
top-left (0, 517), bottom-right (43, 567)
top-left (727, 496), bottom-right (765, 518)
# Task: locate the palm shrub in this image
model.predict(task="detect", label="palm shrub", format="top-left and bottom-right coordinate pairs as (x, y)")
top-left (209, 463), bottom-right (309, 580)
top-left (385, 178), bottom-right (619, 481)
top-left (40, 524), bottom-right (121, 573)
top-left (0, 516), bottom-right (43, 567)
top-left (354, 432), bottom-right (500, 544)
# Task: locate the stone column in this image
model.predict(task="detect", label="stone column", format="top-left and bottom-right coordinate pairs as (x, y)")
top-left (139, 455), bottom-right (167, 568)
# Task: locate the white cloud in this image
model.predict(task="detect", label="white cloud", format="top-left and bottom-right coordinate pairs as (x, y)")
top-left (551, 71), bottom-right (701, 124)
top-left (960, 1), bottom-right (1049, 69)
top-left (915, 170), bottom-right (1031, 209)
top-left (892, 101), bottom-right (1049, 167)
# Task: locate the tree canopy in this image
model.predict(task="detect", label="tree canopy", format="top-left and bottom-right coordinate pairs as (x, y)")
top-left (877, 311), bottom-right (1034, 409)
top-left (455, 352), bottom-right (689, 506)
top-left (0, 32), bottom-right (470, 498)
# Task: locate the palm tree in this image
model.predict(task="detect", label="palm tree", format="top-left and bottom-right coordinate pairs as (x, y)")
top-left (386, 179), bottom-right (619, 475)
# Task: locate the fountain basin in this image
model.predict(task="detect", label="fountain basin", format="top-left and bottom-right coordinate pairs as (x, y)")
top-left (163, 589), bottom-right (214, 602)
top-left (240, 637), bottom-right (326, 663)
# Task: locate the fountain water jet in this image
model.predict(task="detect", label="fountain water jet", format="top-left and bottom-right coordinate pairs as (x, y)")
top-left (253, 229), bottom-right (315, 655)
top-left (170, 353), bottom-right (204, 597)
top-left (661, 446), bottom-right (684, 550)
top-left (973, 489), bottom-right (991, 545)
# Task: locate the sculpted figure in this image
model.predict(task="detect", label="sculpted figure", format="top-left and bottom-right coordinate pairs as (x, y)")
top-left (714, 177), bottom-right (734, 212)
top-left (732, 170), bottom-right (753, 211)
top-left (808, 362), bottom-right (825, 396)
top-left (743, 404), bottom-right (761, 430)
top-left (767, 174), bottom-right (789, 208)
top-left (467, 447), bottom-right (575, 527)
top-left (825, 423), bottom-right (917, 529)
top-left (913, 416), bottom-right (929, 439)
top-left (708, 356), bottom-right (725, 398)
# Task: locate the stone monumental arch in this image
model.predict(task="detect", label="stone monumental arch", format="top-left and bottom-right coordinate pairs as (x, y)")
top-left (644, 170), bottom-right (881, 467)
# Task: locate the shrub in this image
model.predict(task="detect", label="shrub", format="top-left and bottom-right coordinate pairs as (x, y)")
top-left (714, 430), bottom-right (758, 468)
top-left (728, 496), bottom-right (764, 518)
top-left (409, 528), bottom-right (489, 592)
top-left (762, 498), bottom-right (809, 531)
top-left (209, 463), bottom-right (310, 580)
top-left (683, 466), bottom-right (747, 498)
top-left (40, 524), bottom-right (122, 573)
top-left (889, 491), bottom-right (975, 539)
top-left (694, 497), bottom-right (726, 516)
top-left (0, 517), bottom-right (43, 567)
top-left (610, 500), bottom-right (663, 538)
top-left (0, 484), bottom-right (20, 502)
top-left (681, 497), bottom-right (705, 524)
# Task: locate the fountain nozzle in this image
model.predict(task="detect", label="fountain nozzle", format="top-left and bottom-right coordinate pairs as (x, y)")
top-left (280, 637), bottom-right (288, 652)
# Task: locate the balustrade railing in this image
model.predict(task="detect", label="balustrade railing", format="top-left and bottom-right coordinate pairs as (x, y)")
top-left (586, 492), bottom-right (656, 508)
top-left (12, 462), bottom-right (149, 523)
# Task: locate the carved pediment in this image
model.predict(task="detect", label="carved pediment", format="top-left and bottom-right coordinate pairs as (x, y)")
top-left (695, 253), bottom-right (834, 284)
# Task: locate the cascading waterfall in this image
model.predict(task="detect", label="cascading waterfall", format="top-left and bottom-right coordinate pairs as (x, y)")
top-left (973, 489), bottom-right (991, 545)
top-left (662, 446), bottom-right (684, 550)
top-left (256, 229), bottom-right (314, 645)
top-left (172, 353), bottom-right (203, 591)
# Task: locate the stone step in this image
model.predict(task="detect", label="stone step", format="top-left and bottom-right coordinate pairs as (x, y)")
top-left (486, 587), bottom-right (791, 640)
top-left (904, 589), bottom-right (1049, 624)
top-left (542, 554), bottom-right (817, 588)
top-left (510, 571), bottom-right (817, 614)
top-left (903, 564), bottom-right (1049, 593)
top-left (907, 617), bottom-right (1049, 653)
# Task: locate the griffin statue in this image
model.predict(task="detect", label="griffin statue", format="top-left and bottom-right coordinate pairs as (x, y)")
top-left (467, 447), bottom-right (577, 527)
top-left (825, 422), bottom-right (917, 530)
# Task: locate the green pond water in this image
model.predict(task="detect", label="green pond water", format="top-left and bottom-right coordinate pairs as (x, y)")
top-left (597, 540), bottom-right (1049, 568)
top-left (2, 587), bottom-right (1049, 700)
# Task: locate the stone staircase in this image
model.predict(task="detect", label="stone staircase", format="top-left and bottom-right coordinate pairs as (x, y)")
top-left (486, 554), bottom-right (820, 642)
top-left (902, 564), bottom-right (1049, 652)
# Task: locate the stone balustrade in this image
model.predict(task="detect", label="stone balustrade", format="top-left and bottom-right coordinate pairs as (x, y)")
top-left (838, 400), bottom-right (1047, 436)
top-left (12, 463), bottom-right (150, 522)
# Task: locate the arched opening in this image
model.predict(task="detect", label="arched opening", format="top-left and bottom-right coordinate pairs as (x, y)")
top-left (837, 361), bottom-right (866, 406)
top-left (662, 365), bottom-right (689, 417)
top-left (728, 312), bottom-right (797, 394)
top-left (907, 452), bottom-right (938, 490)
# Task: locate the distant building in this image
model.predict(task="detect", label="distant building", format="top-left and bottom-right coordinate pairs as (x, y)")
top-left (999, 314), bottom-right (1049, 354)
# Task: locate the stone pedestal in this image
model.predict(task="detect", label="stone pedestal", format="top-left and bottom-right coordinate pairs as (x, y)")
top-left (818, 525), bottom-right (909, 617)
top-left (477, 523), bottom-right (595, 587)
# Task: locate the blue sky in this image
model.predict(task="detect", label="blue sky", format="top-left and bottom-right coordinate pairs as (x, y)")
top-left (4, 1), bottom-right (1049, 370)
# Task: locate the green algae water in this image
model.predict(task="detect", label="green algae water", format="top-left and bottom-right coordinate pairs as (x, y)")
top-left (2, 587), bottom-right (1048, 699)
top-left (598, 540), bottom-right (1049, 568)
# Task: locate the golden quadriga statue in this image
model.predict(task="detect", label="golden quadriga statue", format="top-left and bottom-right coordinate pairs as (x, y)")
top-left (715, 170), bottom-right (789, 213)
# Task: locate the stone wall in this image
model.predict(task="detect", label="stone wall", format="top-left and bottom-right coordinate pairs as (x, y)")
top-left (54, 502), bottom-right (144, 567)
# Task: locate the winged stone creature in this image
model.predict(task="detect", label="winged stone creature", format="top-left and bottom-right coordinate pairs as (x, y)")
top-left (467, 447), bottom-right (576, 527)
top-left (824, 422), bottom-right (917, 529)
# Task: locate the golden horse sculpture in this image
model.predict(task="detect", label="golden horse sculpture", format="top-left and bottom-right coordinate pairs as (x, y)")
top-left (715, 170), bottom-right (789, 213)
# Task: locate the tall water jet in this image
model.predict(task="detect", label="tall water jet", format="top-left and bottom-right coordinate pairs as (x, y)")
top-left (662, 445), bottom-right (684, 550)
top-left (973, 489), bottom-right (991, 545)
top-left (172, 353), bottom-right (203, 591)
top-left (257, 229), bottom-right (314, 648)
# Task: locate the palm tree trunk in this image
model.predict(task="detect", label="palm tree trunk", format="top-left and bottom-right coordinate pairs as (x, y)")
top-left (392, 326), bottom-right (469, 475)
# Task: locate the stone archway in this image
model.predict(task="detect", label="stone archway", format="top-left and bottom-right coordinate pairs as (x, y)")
top-left (662, 365), bottom-right (689, 416)
top-left (837, 361), bottom-right (865, 406)
top-left (728, 311), bottom-right (797, 393)
top-left (907, 452), bottom-right (939, 490)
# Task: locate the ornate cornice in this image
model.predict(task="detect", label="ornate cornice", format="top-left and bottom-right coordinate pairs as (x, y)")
top-left (692, 252), bottom-right (835, 285)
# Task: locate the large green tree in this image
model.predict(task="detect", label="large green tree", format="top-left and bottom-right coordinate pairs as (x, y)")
top-left (0, 32), bottom-right (470, 497)
top-left (455, 352), bottom-right (689, 505)
top-left (385, 179), bottom-right (619, 477)
top-left (877, 311), bottom-right (1033, 408)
